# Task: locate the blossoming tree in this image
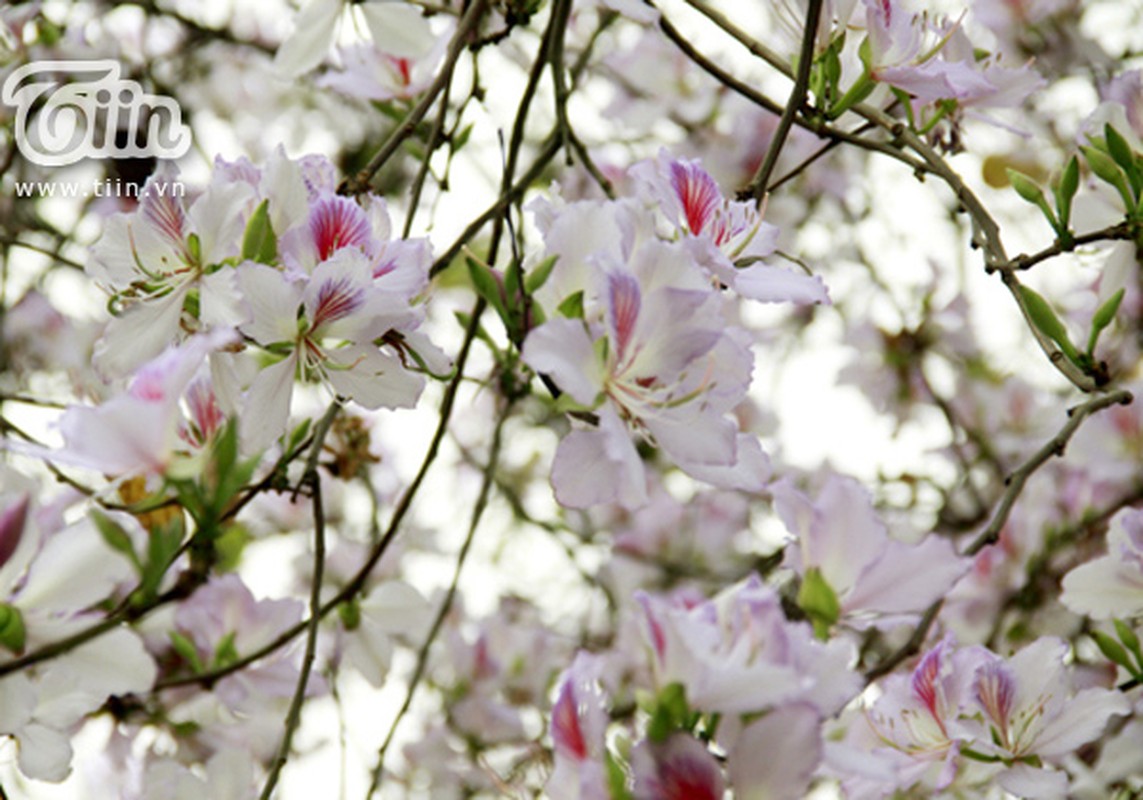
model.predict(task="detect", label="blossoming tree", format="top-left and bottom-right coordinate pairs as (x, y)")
top-left (1, 0), bottom-right (1143, 798)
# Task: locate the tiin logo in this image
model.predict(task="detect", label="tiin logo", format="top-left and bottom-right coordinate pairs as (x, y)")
top-left (2, 60), bottom-right (191, 167)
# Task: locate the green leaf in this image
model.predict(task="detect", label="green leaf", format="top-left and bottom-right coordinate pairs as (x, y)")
top-left (1088, 287), bottom-right (1125, 354)
top-left (1018, 285), bottom-right (1081, 366)
top-left (338, 598), bottom-right (362, 631)
top-left (213, 523), bottom-right (250, 573)
top-left (557, 290), bottom-right (584, 319)
top-left (453, 122), bottom-right (474, 151)
top-left (1092, 629), bottom-right (1133, 673)
top-left (1113, 619), bottom-right (1143, 669)
top-left (241, 199), bottom-right (278, 264)
top-left (525, 254), bottom-right (559, 295)
top-left (1083, 146), bottom-right (1135, 212)
top-left (1009, 169), bottom-right (1044, 204)
top-left (0, 603), bottom-right (25, 654)
top-left (466, 256), bottom-right (508, 323)
top-left (1105, 124), bottom-right (1141, 199)
top-left (212, 631), bottom-right (240, 669)
top-left (209, 420), bottom-right (258, 512)
top-left (646, 683), bottom-right (689, 743)
top-left (187, 232), bottom-right (202, 266)
top-left (1054, 155), bottom-right (1080, 231)
top-left (1092, 287), bottom-right (1125, 334)
top-left (138, 517), bottom-right (185, 603)
top-left (1008, 169), bottom-right (1059, 231)
top-left (169, 630), bottom-right (205, 673)
top-left (798, 567), bottom-right (841, 639)
top-left (91, 509), bottom-right (142, 573)
top-left (605, 749), bottom-right (632, 800)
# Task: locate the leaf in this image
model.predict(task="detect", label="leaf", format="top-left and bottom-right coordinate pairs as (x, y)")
top-left (0, 603), bottom-right (26, 655)
top-left (1113, 619), bottom-right (1143, 670)
top-left (1018, 285), bottom-right (1081, 366)
top-left (646, 683), bottom-right (689, 743)
top-left (1092, 288), bottom-right (1125, 334)
top-left (138, 517), bottom-right (185, 603)
top-left (1092, 629), bottom-right (1134, 674)
top-left (212, 631), bottom-right (239, 669)
top-left (452, 122), bottom-right (474, 151)
top-left (1105, 124), bottom-right (1142, 199)
top-left (1008, 169), bottom-right (1058, 231)
top-left (91, 510), bottom-right (142, 574)
top-left (798, 567), bottom-right (841, 639)
top-left (557, 290), bottom-right (584, 319)
top-left (1053, 155), bottom-right (1079, 231)
top-left (525, 254), bottom-right (559, 295)
top-left (241, 199), bottom-right (277, 264)
top-left (606, 749), bottom-right (633, 800)
top-left (1083, 146), bottom-right (1135, 212)
top-left (169, 630), bottom-right (205, 673)
top-left (466, 256), bottom-right (508, 323)
top-left (213, 523), bottom-right (250, 573)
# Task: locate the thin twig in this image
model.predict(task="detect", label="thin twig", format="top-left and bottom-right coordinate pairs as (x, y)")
top-left (365, 397), bottom-right (514, 798)
top-left (1008, 221), bottom-right (1137, 271)
top-left (864, 599), bottom-right (943, 683)
top-left (259, 471), bottom-right (327, 800)
top-left (154, 299), bottom-right (488, 693)
top-left (742, 0), bottom-right (823, 202)
top-left (341, 0), bottom-right (489, 196)
top-left (964, 390), bottom-right (1134, 557)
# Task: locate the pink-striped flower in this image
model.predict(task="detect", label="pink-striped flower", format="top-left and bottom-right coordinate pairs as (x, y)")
top-left (630, 150), bottom-right (829, 305)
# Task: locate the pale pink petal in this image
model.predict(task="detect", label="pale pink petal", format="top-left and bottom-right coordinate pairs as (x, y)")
top-left (237, 263), bottom-right (304, 346)
top-left (728, 704), bottom-right (823, 800)
top-left (324, 346), bottom-right (424, 409)
top-left (733, 264), bottom-right (830, 305)
top-left (681, 433), bottom-right (771, 491)
top-left (1031, 687), bottom-right (1130, 758)
top-left (240, 354), bottom-right (296, 452)
top-left (551, 415), bottom-right (646, 509)
top-left (1061, 555), bottom-right (1143, 619)
top-left (273, 0), bottom-right (342, 78)
top-left (995, 763), bottom-right (1068, 800)
top-left (359, 1), bottom-right (436, 59)
top-left (844, 535), bottom-right (969, 616)
top-left (644, 411), bottom-right (736, 467)
top-left (17, 722), bottom-right (73, 782)
top-left (93, 281), bottom-right (190, 378)
top-left (522, 319), bottom-right (604, 408)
